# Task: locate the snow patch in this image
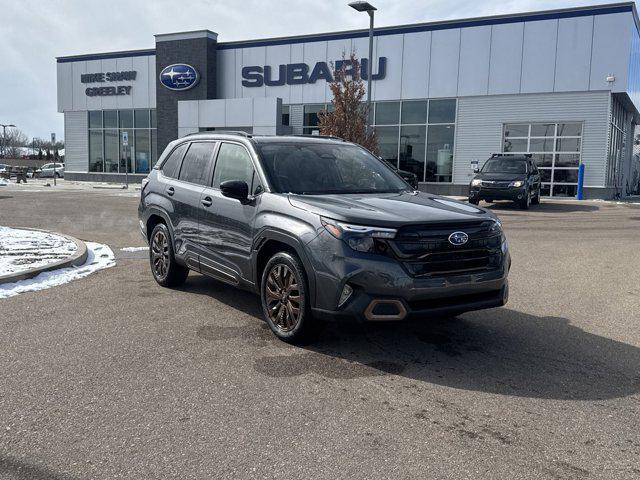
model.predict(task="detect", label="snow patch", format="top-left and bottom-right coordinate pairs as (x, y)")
top-left (0, 242), bottom-right (115, 299)
top-left (0, 178), bottom-right (7, 186)
top-left (0, 226), bottom-right (77, 276)
top-left (120, 246), bottom-right (148, 252)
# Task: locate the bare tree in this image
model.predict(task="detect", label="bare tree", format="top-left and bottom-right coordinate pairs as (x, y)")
top-left (318, 53), bottom-right (378, 154)
top-left (2, 128), bottom-right (28, 158)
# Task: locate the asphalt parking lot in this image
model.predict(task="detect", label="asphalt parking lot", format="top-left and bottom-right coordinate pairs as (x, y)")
top-left (1, 184), bottom-right (639, 479)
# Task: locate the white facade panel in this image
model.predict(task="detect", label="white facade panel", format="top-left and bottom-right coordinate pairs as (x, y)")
top-left (429, 29), bottom-right (460, 98)
top-left (454, 91), bottom-right (610, 186)
top-left (132, 56), bottom-right (151, 108)
top-left (400, 32), bottom-right (430, 99)
top-left (521, 19), bottom-right (558, 93)
top-left (590, 12), bottom-right (631, 92)
top-left (64, 111), bottom-right (88, 172)
top-left (71, 62), bottom-right (87, 111)
top-left (554, 16), bottom-right (593, 92)
top-left (85, 60), bottom-right (103, 111)
top-left (301, 41), bottom-right (328, 104)
top-left (225, 97), bottom-right (253, 126)
top-left (115, 57), bottom-right (134, 109)
top-left (457, 26), bottom-right (491, 96)
top-left (177, 100), bottom-right (199, 128)
top-left (351, 36), bottom-right (374, 99)
top-left (148, 56), bottom-right (156, 109)
top-left (488, 23), bottom-right (524, 95)
top-left (265, 44), bottom-right (292, 104)
top-left (98, 58), bottom-right (118, 110)
top-left (373, 34), bottom-right (403, 101)
top-left (289, 43), bottom-right (304, 104)
top-left (217, 49), bottom-right (237, 99)
top-left (241, 47), bottom-right (267, 99)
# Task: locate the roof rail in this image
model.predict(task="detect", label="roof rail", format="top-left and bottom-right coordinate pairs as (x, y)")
top-left (185, 131), bottom-right (253, 138)
top-left (289, 134), bottom-right (345, 141)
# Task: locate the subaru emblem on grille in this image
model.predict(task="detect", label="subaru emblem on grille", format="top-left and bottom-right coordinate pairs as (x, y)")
top-left (448, 231), bottom-right (469, 246)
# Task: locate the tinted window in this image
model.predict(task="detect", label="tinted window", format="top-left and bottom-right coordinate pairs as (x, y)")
top-left (161, 144), bottom-right (187, 179)
top-left (213, 143), bottom-right (255, 188)
top-left (256, 142), bottom-right (408, 194)
top-left (179, 143), bottom-right (215, 185)
top-left (482, 158), bottom-right (527, 174)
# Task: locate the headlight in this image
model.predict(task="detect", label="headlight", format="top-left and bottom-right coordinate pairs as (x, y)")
top-left (321, 217), bottom-right (396, 253)
top-left (509, 180), bottom-right (524, 188)
top-left (471, 179), bottom-right (482, 187)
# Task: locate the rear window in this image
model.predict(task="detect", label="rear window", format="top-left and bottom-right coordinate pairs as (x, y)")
top-left (178, 142), bottom-right (215, 186)
top-left (161, 144), bottom-right (187, 179)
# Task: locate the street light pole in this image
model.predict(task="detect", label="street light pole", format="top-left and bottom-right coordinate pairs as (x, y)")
top-left (348, 1), bottom-right (376, 134)
top-left (1, 124), bottom-right (16, 158)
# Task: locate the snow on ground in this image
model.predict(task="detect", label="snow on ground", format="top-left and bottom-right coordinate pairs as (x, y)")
top-left (0, 226), bottom-right (77, 276)
top-left (120, 246), bottom-right (148, 252)
top-left (0, 242), bottom-right (115, 299)
top-left (0, 178), bottom-right (7, 186)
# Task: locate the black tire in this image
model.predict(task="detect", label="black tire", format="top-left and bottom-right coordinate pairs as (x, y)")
top-left (55, 172), bottom-right (61, 178)
top-left (149, 223), bottom-right (189, 287)
top-left (468, 198), bottom-right (479, 205)
top-left (531, 187), bottom-right (541, 205)
top-left (260, 252), bottom-right (316, 344)
top-left (519, 191), bottom-right (531, 210)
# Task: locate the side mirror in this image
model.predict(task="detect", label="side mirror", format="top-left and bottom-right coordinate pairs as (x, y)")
top-left (220, 180), bottom-right (249, 202)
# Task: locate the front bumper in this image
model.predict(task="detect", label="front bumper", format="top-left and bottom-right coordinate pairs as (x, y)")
top-left (469, 186), bottom-right (526, 201)
top-left (306, 230), bottom-right (510, 322)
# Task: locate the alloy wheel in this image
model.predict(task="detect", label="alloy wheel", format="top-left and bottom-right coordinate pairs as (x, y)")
top-left (265, 264), bottom-right (301, 331)
top-left (151, 230), bottom-right (170, 280)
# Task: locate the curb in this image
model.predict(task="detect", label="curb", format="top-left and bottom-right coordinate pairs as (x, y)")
top-left (0, 229), bottom-right (89, 285)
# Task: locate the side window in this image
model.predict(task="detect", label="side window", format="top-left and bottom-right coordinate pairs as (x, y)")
top-left (212, 143), bottom-right (256, 190)
top-left (178, 142), bottom-right (215, 185)
top-left (161, 144), bottom-right (187, 179)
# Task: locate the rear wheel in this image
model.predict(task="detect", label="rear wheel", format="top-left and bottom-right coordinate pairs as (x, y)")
top-left (261, 252), bottom-right (316, 344)
top-left (468, 198), bottom-right (479, 205)
top-left (149, 223), bottom-right (189, 287)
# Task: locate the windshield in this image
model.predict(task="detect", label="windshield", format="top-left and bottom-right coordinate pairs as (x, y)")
top-left (255, 142), bottom-right (409, 194)
top-left (482, 158), bottom-right (527, 174)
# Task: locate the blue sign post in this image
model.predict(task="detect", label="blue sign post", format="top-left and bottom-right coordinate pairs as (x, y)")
top-left (576, 164), bottom-right (585, 200)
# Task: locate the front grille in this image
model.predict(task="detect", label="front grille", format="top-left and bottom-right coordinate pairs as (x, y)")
top-left (387, 221), bottom-right (503, 277)
top-left (481, 180), bottom-right (511, 188)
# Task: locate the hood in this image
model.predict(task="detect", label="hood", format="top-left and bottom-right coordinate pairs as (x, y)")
top-left (288, 191), bottom-right (493, 227)
top-left (474, 172), bottom-right (525, 182)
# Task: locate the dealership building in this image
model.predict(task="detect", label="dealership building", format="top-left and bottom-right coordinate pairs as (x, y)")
top-left (57, 2), bottom-right (640, 198)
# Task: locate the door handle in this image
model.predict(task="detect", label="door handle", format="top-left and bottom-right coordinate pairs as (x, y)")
top-left (201, 196), bottom-right (213, 207)
top-left (166, 186), bottom-right (175, 196)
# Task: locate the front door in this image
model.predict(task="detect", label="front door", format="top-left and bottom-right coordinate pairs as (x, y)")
top-left (198, 141), bottom-right (261, 285)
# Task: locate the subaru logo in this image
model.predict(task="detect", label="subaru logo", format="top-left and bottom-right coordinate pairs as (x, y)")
top-left (159, 64), bottom-right (199, 91)
top-left (448, 231), bottom-right (469, 246)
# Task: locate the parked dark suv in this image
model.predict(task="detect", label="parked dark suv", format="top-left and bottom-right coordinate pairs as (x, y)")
top-left (139, 133), bottom-right (510, 343)
top-left (468, 154), bottom-right (542, 209)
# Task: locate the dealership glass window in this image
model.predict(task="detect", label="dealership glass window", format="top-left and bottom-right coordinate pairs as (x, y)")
top-left (401, 101), bottom-right (428, 125)
top-left (502, 122), bottom-right (582, 197)
top-left (428, 99), bottom-right (456, 124)
top-left (371, 98), bottom-right (457, 183)
top-left (119, 110), bottom-right (133, 129)
top-left (103, 110), bottom-right (118, 129)
top-left (134, 109), bottom-right (150, 129)
top-left (374, 126), bottom-right (399, 166)
top-left (425, 124), bottom-right (455, 182)
top-left (88, 129), bottom-right (103, 172)
top-left (399, 125), bottom-right (426, 178)
top-left (87, 109), bottom-right (157, 174)
top-left (135, 129), bottom-right (151, 174)
top-left (104, 130), bottom-right (119, 173)
top-left (282, 105), bottom-right (290, 126)
top-left (89, 111), bottom-right (102, 129)
top-left (375, 102), bottom-right (400, 125)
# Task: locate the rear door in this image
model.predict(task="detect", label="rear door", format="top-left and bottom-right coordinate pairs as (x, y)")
top-left (159, 141), bottom-right (216, 266)
top-left (198, 141), bottom-right (262, 284)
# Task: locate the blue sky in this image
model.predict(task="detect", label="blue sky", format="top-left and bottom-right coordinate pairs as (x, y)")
top-left (0, 0), bottom-right (632, 141)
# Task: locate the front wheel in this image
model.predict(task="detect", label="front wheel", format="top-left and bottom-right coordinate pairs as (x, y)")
top-left (261, 252), bottom-right (316, 344)
top-left (519, 191), bottom-right (531, 210)
top-left (531, 187), bottom-right (541, 205)
top-left (149, 223), bottom-right (189, 287)
top-left (468, 198), bottom-right (479, 205)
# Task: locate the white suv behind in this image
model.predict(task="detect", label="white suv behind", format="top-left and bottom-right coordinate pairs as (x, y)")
top-left (38, 163), bottom-right (64, 178)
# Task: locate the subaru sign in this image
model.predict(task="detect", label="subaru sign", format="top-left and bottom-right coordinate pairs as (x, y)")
top-left (242, 57), bottom-right (387, 87)
top-left (160, 64), bottom-right (199, 91)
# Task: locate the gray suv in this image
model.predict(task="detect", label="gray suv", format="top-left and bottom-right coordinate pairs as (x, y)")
top-left (138, 133), bottom-right (510, 343)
